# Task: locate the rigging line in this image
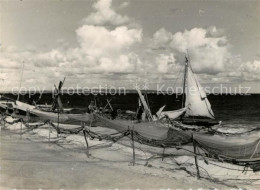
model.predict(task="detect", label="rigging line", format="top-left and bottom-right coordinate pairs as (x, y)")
top-left (172, 64), bottom-right (184, 90)
top-left (144, 92), bottom-right (152, 119)
top-left (207, 161), bottom-right (254, 172)
top-left (250, 139), bottom-right (260, 159)
top-left (17, 62), bottom-right (25, 101)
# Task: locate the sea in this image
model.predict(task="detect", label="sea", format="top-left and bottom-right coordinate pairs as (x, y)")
top-left (2, 92), bottom-right (260, 131)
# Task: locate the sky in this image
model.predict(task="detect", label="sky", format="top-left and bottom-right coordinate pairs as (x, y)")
top-left (0, 0), bottom-right (259, 93)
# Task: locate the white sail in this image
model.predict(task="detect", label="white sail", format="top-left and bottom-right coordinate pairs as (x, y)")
top-left (136, 88), bottom-right (153, 121)
top-left (160, 107), bottom-right (187, 120)
top-left (155, 105), bottom-right (166, 118)
top-left (185, 67), bottom-right (215, 119)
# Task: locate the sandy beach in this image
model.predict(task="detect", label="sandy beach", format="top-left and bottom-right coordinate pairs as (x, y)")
top-left (0, 119), bottom-right (259, 190)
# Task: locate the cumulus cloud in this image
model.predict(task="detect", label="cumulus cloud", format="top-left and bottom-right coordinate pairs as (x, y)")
top-left (119, 2), bottom-right (129, 9)
top-left (84, 0), bottom-right (130, 26)
top-left (76, 25), bottom-right (142, 58)
top-left (0, 0), bottom-right (256, 91)
top-left (151, 28), bottom-right (172, 50)
top-left (0, 0), bottom-right (145, 91)
top-left (155, 53), bottom-right (176, 73)
top-left (207, 26), bottom-right (225, 37)
top-left (239, 60), bottom-right (260, 81)
top-left (150, 27), bottom-right (231, 74)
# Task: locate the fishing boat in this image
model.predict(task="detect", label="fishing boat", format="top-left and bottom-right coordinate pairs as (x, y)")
top-left (158, 54), bottom-right (219, 127)
top-left (94, 91), bottom-right (260, 172)
top-left (93, 88), bottom-right (193, 146)
top-left (12, 78), bottom-right (95, 126)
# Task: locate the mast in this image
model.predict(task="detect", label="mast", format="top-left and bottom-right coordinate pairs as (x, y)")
top-left (181, 55), bottom-right (188, 108)
top-left (17, 61), bottom-right (25, 101)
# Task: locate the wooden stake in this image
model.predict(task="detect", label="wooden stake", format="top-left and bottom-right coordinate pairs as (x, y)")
top-left (48, 123), bottom-right (51, 143)
top-left (82, 122), bottom-right (90, 158)
top-left (57, 111), bottom-right (60, 137)
top-left (20, 120), bottom-right (22, 139)
top-left (162, 148), bottom-right (165, 161)
top-left (26, 110), bottom-right (30, 122)
top-left (131, 126), bottom-right (135, 166)
top-left (193, 135), bottom-right (200, 179)
top-left (3, 116), bottom-right (6, 128)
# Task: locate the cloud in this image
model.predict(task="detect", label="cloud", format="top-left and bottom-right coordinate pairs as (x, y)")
top-left (0, 57), bottom-right (22, 69)
top-left (155, 53), bottom-right (176, 73)
top-left (72, 24), bottom-right (143, 73)
top-left (84, 0), bottom-right (130, 26)
top-left (150, 27), bottom-right (231, 74)
top-left (207, 26), bottom-right (225, 37)
top-left (0, 0), bottom-right (145, 91)
top-left (239, 60), bottom-right (260, 81)
top-left (0, 0), bottom-right (257, 91)
top-left (119, 2), bottom-right (129, 9)
top-left (151, 28), bottom-right (172, 50)
top-left (76, 25), bottom-right (142, 58)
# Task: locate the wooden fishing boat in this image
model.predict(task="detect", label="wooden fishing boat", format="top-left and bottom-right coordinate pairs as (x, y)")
top-left (28, 107), bottom-right (94, 125)
top-left (94, 113), bottom-right (192, 145)
top-left (159, 54), bottom-right (220, 127)
top-left (13, 78), bottom-right (94, 125)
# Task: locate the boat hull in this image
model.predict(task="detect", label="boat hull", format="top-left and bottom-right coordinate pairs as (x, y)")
top-left (29, 108), bottom-right (95, 125)
top-left (94, 113), bottom-right (192, 144)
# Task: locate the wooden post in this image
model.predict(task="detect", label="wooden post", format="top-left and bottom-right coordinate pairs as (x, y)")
top-left (26, 110), bottom-right (30, 122)
top-left (82, 122), bottom-right (90, 158)
top-left (162, 148), bottom-right (165, 161)
top-left (57, 111), bottom-right (60, 137)
top-left (193, 135), bottom-right (200, 179)
top-left (48, 122), bottom-right (51, 143)
top-left (131, 126), bottom-right (135, 166)
top-left (3, 116), bottom-right (6, 128)
top-left (20, 120), bottom-right (23, 139)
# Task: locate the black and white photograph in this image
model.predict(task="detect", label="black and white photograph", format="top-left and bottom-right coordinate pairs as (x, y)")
top-left (0, 0), bottom-right (259, 189)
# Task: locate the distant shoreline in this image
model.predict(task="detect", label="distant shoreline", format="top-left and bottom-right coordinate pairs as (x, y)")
top-left (0, 90), bottom-right (259, 95)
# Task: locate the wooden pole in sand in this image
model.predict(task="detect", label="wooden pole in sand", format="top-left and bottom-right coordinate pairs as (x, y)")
top-left (3, 114), bottom-right (6, 128)
top-left (20, 119), bottom-right (23, 139)
top-left (57, 110), bottom-right (60, 138)
top-left (193, 134), bottom-right (200, 179)
top-left (162, 148), bottom-right (165, 161)
top-left (26, 110), bottom-right (30, 122)
top-left (48, 122), bottom-right (51, 143)
top-left (82, 122), bottom-right (90, 158)
top-left (131, 126), bottom-right (136, 166)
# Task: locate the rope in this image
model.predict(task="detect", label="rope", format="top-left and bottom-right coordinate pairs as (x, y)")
top-left (172, 121), bottom-right (260, 136)
top-left (250, 139), bottom-right (260, 159)
top-left (209, 127), bottom-right (260, 136)
top-left (84, 128), bottom-right (130, 142)
top-left (1, 113), bottom-right (259, 173)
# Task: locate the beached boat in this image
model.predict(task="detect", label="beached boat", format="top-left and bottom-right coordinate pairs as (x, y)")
top-left (158, 54), bottom-right (219, 127)
top-left (14, 98), bottom-right (94, 125)
top-left (12, 78), bottom-right (94, 125)
top-left (28, 107), bottom-right (94, 125)
top-left (93, 88), bottom-right (194, 146)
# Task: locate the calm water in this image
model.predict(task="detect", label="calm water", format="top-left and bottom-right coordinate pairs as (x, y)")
top-left (3, 93), bottom-right (260, 128)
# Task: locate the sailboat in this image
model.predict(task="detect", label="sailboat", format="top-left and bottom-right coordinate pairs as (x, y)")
top-left (158, 54), bottom-right (219, 127)
top-left (94, 78), bottom-right (260, 169)
top-left (93, 87), bottom-right (193, 144)
top-left (13, 78), bottom-right (94, 125)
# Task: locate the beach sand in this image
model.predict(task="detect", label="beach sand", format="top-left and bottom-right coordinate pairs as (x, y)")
top-left (0, 120), bottom-right (259, 189)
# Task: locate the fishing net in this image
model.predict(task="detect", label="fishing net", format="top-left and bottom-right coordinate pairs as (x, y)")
top-left (194, 133), bottom-right (260, 160)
